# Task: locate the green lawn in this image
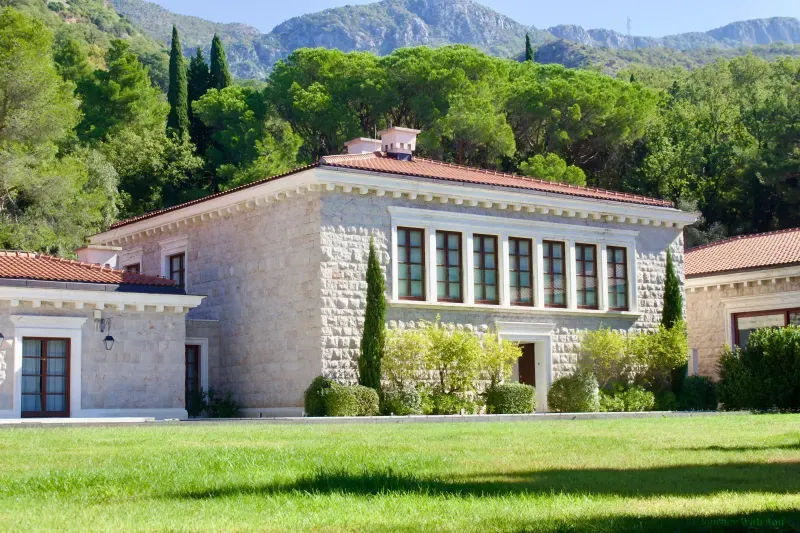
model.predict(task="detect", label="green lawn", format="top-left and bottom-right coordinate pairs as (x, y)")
top-left (1, 415), bottom-right (799, 532)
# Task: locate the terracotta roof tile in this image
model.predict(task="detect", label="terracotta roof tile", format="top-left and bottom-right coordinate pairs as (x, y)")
top-left (685, 228), bottom-right (800, 277)
top-left (0, 251), bottom-right (176, 287)
top-left (321, 153), bottom-right (674, 207)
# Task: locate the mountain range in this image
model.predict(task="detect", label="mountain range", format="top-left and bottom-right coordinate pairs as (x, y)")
top-left (109, 0), bottom-right (800, 78)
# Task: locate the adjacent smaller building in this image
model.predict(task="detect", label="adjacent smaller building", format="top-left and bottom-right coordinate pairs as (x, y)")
top-left (0, 250), bottom-right (204, 419)
top-left (686, 229), bottom-right (800, 378)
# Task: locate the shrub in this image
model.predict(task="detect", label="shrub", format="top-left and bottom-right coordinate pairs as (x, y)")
top-left (579, 328), bottom-right (634, 389)
top-left (304, 375), bottom-right (333, 417)
top-left (351, 385), bottom-right (380, 416)
top-left (425, 321), bottom-right (484, 394)
top-left (618, 386), bottom-right (655, 411)
top-left (486, 383), bottom-right (536, 414)
top-left (631, 323), bottom-right (689, 392)
top-left (206, 388), bottom-right (241, 418)
top-left (677, 376), bottom-right (717, 411)
top-left (481, 333), bottom-right (522, 388)
top-left (358, 238), bottom-right (386, 391)
top-left (187, 388), bottom-right (207, 418)
top-left (322, 385), bottom-right (359, 417)
top-left (547, 372), bottom-right (600, 413)
top-left (426, 391), bottom-right (478, 415)
top-left (383, 327), bottom-right (429, 390)
top-left (718, 326), bottom-right (800, 411)
top-left (655, 391), bottom-right (678, 411)
top-left (382, 388), bottom-right (423, 415)
top-left (599, 391), bottom-right (625, 412)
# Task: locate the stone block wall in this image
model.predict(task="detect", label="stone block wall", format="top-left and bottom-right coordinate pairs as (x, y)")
top-left (320, 191), bottom-right (685, 383)
top-left (687, 277), bottom-right (800, 379)
top-left (130, 193), bottom-right (323, 410)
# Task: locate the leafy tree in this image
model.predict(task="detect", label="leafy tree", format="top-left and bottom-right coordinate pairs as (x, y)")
top-left (481, 333), bottom-right (522, 388)
top-left (209, 33), bottom-right (231, 90)
top-left (53, 37), bottom-right (92, 83)
top-left (358, 238), bottom-right (386, 391)
top-left (662, 249), bottom-right (683, 329)
top-left (187, 47), bottom-right (211, 152)
top-left (519, 153), bottom-right (587, 185)
top-left (525, 33), bottom-right (533, 62)
top-left (166, 25), bottom-right (189, 140)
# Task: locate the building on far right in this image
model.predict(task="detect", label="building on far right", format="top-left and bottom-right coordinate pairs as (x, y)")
top-left (685, 228), bottom-right (800, 379)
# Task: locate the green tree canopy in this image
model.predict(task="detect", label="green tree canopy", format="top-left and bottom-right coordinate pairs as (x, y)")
top-left (519, 153), bottom-right (587, 186)
top-left (166, 25), bottom-right (189, 140)
top-left (209, 33), bottom-right (231, 90)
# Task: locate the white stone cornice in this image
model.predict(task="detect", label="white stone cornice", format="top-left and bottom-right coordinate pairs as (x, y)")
top-left (0, 287), bottom-right (204, 313)
top-left (686, 265), bottom-right (800, 290)
top-left (89, 167), bottom-right (696, 246)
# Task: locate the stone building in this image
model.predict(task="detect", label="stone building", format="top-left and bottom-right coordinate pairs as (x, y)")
top-left (88, 128), bottom-right (696, 415)
top-left (0, 251), bottom-right (203, 420)
top-left (686, 229), bottom-right (800, 379)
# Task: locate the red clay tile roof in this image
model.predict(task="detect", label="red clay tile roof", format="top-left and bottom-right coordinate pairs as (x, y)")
top-left (105, 153), bottom-right (673, 231)
top-left (322, 153), bottom-right (674, 207)
top-left (685, 228), bottom-right (800, 277)
top-left (0, 251), bottom-right (177, 287)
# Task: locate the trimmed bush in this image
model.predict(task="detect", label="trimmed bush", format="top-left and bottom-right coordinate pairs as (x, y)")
top-left (599, 391), bottom-right (625, 412)
top-left (426, 391), bottom-right (478, 415)
top-left (304, 375), bottom-right (333, 417)
top-left (486, 383), bottom-right (536, 414)
top-left (547, 372), bottom-right (600, 413)
top-left (655, 391), bottom-right (678, 411)
top-left (618, 386), bottom-right (655, 411)
top-left (322, 385), bottom-right (359, 417)
top-left (678, 376), bottom-right (717, 411)
top-left (352, 385), bottom-right (380, 416)
top-left (382, 388), bottom-right (423, 416)
top-left (719, 326), bottom-right (800, 411)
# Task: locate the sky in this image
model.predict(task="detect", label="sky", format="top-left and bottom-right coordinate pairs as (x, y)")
top-left (150, 0), bottom-right (800, 37)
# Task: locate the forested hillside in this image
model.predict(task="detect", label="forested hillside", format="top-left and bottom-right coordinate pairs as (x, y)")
top-left (1, 1), bottom-right (798, 258)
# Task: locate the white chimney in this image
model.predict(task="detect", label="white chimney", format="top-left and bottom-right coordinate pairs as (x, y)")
top-left (379, 127), bottom-right (421, 160)
top-left (344, 137), bottom-right (382, 155)
top-left (75, 245), bottom-right (122, 268)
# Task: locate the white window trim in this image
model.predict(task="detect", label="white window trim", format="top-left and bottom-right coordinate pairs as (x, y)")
top-left (389, 207), bottom-right (639, 315)
top-left (160, 236), bottom-right (189, 290)
top-left (721, 291), bottom-right (800, 348)
top-left (184, 337), bottom-right (209, 393)
top-left (118, 247), bottom-right (143, 271)
top-left (9, 315), bottom-right (86, 419)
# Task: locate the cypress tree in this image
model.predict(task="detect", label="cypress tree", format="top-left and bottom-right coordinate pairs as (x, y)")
top-left (630, 73), bottom-right (637, 83)
top-left (187, 47), bottom-right (211, 152)
top-left (167, 25), bottom-right (189, 139)
top-left (525, 33), bottom-right (534, 62)
top-left (359, 238), bottom-right (386, 391)
top-left (662, 249), bottom-right (683, 329)
top-left (209, 34), bottom-right (232, 90)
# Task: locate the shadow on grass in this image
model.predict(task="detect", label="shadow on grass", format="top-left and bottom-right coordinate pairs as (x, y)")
top-left (172, 461), bottom-right (800, 500)
top-left (675, 443), bottom-right (800, 453)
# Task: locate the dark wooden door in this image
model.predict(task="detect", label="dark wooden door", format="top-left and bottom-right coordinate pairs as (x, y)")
top-left (518, 344), bottom-right (536, 386)
top-left (185, 345), bottom-right (200, 407)
top-left (22, 338), bottom-right (70, 418)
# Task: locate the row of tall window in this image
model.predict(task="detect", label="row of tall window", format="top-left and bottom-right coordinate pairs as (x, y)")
top-left (397, 227), bottom-right (629, 310)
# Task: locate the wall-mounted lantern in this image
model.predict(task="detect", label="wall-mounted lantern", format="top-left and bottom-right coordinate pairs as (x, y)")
top-left (103, 335), bottom-right (115, 351)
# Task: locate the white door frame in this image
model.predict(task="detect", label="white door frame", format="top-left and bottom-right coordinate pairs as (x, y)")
top-left (494, 321), bottom-right (554, 412)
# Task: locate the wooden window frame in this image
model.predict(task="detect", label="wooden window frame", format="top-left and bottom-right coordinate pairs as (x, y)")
top-left (607, 246), bottom-right (629, 311)
top-left (733, 308), bottom-right (800, 346)
top-left (543, 240), bottom-right (567, 309)
top-left (124, 263), bottom-right (141, 274)
top-left (436, 230), bottom-right (463, 303)
top-left (575, 243), bottom-right (599, 310)
top-left (509, 237), bottom-right (534, 307)
top-left (185, 344), bottom-right (201, 403)
top-left (21, 337), bottom-right (71, 418)
top-left (397, 227), bottom-right (426, 301)
top-left (473, 234), bottom-right (499, 305)
top-left (169, 252), bottom-right (185, 289)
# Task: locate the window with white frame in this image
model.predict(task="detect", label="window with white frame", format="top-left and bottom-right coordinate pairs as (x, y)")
top-left (118, 247), bottom-right (143, 273)
top-left (160, 236), bottom-right (189, 290)
top-left (389, 207), bottom-right (638, 313)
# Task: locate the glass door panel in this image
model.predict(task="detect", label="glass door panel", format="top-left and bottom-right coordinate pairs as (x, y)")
top-left (22, 338), bottom-right (69, 417)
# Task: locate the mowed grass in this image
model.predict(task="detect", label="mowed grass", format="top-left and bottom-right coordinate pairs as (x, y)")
top-left (0, 415), bottom-right (799, 532)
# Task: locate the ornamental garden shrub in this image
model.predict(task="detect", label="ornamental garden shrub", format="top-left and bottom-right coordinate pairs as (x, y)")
top-left (547, 372), bottom-right (600, 413)
top-left (425, 390), bottom-right (478, 415)
top-left (205, 388), bottom-right (242, 418)
top-left (599, 385), bottom-right (655, 412)
top-left (321, 384), bottom-right (359, 417)
top-left (486, 383), bottom-right (536, 414)
top-left (655, 391), bottom-right (678, 411)
top-left (719, 326), bottom-right (800, 411)
top-left (677, 376), bottom-right (717, 411)
top-left (381, 388), bottom-right (423, 415)
top-left (579, 328), bottom-right (635, 389)
top-left (351, 385), bottom-right (380, 416)
top-left (304, 375), bottom-right (333, 416)
top-left (599, 391), bottom-right (625, 412)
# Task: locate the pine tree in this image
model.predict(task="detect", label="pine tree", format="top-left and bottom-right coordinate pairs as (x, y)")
top-left (662, 249), bottom-right (683, 329)
top-left (525, 33), bottom-right (534, 62)
top-left (209, 34), bottom-right (232, 90)
top-left (359, 238), bottom-right (386, 391)
top-left (187, 47), bottom-right (211, 153)
top-left (166, 25), bottom-right (189, 140)
top-left (630, 73), bottom-right (637, 83)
